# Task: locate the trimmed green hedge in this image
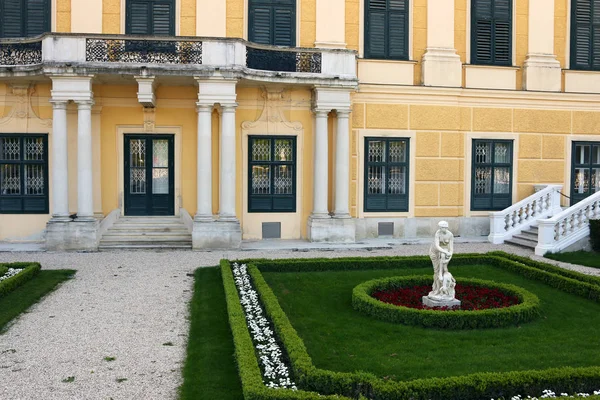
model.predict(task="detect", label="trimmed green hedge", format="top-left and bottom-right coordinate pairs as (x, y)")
top-left (591, 220), bottom-right (600, 252)
top-left (352, 276), bottom-right (541, 329)
top-left (0, 262), bottom-right (41, 298)
top-left (227, 253), bottom-right (600, 400)
top-left (220, 260), bottom-right (351, 400)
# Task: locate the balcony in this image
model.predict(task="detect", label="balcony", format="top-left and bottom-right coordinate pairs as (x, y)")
top-left (0, 34), bottom-right (357, 87)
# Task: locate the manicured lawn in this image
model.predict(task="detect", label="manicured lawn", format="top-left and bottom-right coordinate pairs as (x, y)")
top-left (0, 269), bottom-right (76, 333)
top-left (179, 267), bottom-right (243, 400)
top-left (263, 264), bottom-right (600, 381)
top-left (545, 250), bottom-right (600, 269)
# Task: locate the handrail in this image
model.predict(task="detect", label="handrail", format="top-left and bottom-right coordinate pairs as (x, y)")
top-left (535, 191), bottom-right (600, 255)
top-left (488, 184), bottom-right (563, 244)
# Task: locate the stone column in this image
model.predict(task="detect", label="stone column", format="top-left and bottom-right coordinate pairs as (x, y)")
top-left (312, 109), bottom-right (330, 218)
top-left (50, 100), bottom-right (70, 220)
top-left (195, 104), bottom-right (213, 221)
top-left (421, 0), bottom-right (462, 87)
top-left (333, 109), bottom-right (350, 218)
top-left (76, 100), bottom-right (94, 220)
top-left (315, 0), bottom-right (346, 48)
top-left (523, 0), bottom-right (561, 91)
top-left (219, 104), bottom-right (238, 222)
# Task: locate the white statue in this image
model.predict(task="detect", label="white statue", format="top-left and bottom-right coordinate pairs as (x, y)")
top-left (427, 221), bottom-right (457, 302)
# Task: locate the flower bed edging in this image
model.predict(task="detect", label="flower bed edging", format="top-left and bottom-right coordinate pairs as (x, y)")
top-left (352, 276), bottom-right (541, 329)
top-left (0, 262), bottom-right (41, 298)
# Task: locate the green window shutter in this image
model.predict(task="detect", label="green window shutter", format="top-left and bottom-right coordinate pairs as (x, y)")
top-left (365, 0), bottom-right (408, 60)
top-left (126, 0), bottom-right (174, 36)
top-left (1, 0), bottom-right (24, 37)
top-left (249, 0), bottom-right (296, 46)
top-left (571, 0), bottom-right (600, 70)
top-left (472, 0), bottom-right (512, 66)
top-left (26, 0), bottom-right (50, 37)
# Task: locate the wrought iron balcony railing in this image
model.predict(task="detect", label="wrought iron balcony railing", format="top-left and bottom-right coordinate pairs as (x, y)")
top-left (0, 34), bottom-right (356, 84)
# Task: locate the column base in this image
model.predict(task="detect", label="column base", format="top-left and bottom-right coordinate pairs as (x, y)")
top-left (523, 54), bottom-right (561, 92)
top-left (192, 220), bottom-right (241, 250)
top-left (421, 48), bottom-right (462, 87)
top-left (307, 215), bottom-right (355, 243)
top-left (45, 219), bottom-right (99, 251)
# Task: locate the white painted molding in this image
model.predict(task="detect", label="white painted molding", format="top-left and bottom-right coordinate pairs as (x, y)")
top-left (313, 87), bottom-right (352, 111)
top-left (134, 76), bottom-right (157, 107)
top-left (50, 75), bottom-right (94, 102)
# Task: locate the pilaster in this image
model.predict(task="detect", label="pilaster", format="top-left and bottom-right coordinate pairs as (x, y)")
top-left (421, 0), bottom-right (462, 87)
top-left (315, 0), bottom-right (346, 49)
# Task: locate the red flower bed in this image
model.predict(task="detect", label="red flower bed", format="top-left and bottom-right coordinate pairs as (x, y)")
top-left (372, 284), bottom-right (520, 311)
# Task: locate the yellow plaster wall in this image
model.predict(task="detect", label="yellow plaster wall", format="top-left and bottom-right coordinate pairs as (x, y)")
top-left (56, 0), bottom-right (71, 32)
top-left (455, 0), bottom-right (467, 64)
top-left (413, 0), bottom-right (427, 85)
top-left (554, 0), bottom-right (568, 68)
top-left (227, 0), bottom-right (244, 38)
top-left (181, 0), bottom-right (197, 36)
top-left (103, 0), bottom-right (121, 34)
top-left (300, 0), bottom-right (316, 47)
top-left (515, 0), bottom-right (529, 89)
top-left (345, 0), bottom-right (360, 51)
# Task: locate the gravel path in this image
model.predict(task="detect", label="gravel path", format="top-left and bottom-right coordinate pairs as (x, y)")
top-left (0, 243), bottom-right (598, 400)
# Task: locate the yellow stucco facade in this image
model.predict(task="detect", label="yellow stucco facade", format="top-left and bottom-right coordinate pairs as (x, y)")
top-left (1, 0), bottom-right (600, 245)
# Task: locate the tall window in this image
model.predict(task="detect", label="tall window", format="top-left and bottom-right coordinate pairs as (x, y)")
top-left (471, 0), bottom-right (512, 66)
top-left (126, 0), bottom-right (175, 36)
top-left (0, 135), bottom-right (48, 214)
top-left (364, 138), bottom-right (409, 212)
top-left (248, 136), bottom-right (296, 213)
top-left (471, 139), bottom-right (513, 211)
top-left (249, 0), bottom-right (296, 47)
top-left (571, 0), bottom-right (600, 70)
top-left (0, 0), bottom-right (50, 38)
top-left (364, 0), bottom-right (409, 60)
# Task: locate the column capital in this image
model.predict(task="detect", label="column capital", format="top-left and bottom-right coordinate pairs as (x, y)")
top-left (335, 108), bottom-right (351, 118)
top-left (49, 100), bottom-right (69, 109)
top-left (196, 103), bottom-right (214, 113)
top-left (75, 100), bottom-right (95, 109)
top-left (220, 103), bottom-right (238, 113)
top-left (312, 108), bottom-right (330, 117)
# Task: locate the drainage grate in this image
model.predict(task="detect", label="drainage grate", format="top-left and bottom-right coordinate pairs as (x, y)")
top-left (262, 222), bottom-right (281, 239)
top-left (378, 222), bottom-right (394, 237)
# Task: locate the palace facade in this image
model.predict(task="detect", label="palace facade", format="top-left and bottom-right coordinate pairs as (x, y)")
top-left (0, 0), bottom-right (599, 250)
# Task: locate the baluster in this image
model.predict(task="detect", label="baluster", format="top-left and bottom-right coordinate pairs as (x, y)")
top-left (526, 202), bottom-right (532, 221)
top-left (553, 223), bottom-right (559, 241)
top-left (504, 214), bottom-right (510, 231)
top-left (512, 211), bottom-right (519, 228)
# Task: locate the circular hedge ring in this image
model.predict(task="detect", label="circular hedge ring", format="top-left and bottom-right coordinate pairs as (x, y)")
top-left (352, 275), bottom-right (541, 329)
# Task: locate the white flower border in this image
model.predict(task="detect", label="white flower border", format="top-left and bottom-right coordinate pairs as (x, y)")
top-left (0, 268), bottom-right (23, 283)
top-left (505, 389), bottom-right (600, 399)
top-left (232, 263), bottom-right (297, 390)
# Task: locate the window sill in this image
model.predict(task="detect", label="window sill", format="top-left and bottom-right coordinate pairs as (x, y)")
top-left (358, 59), bottom-right (417, 85)
top-left (564, 70), bottom-right (600, 94)
top-left (464, 64), bottom-right (519, 90)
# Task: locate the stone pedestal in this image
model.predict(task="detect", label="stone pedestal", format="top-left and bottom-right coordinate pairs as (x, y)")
top-left (523, 54), bottom-right (562, 92)
top-left (422, 296), bottom-right (461, 309)
top-left (307, 216), bottom-right (355, 243)
top-left (45, 219), bottom-right (99, 251)
top-left (192, 220), bottom-right (242, 249)
top-left (421, 48), bottom-right (462, 87)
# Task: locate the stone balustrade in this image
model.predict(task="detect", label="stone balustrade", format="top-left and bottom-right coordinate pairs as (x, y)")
top-left (488, 185), bottom-right (563, 245)
top-left (535, 191), bottom-right (600, 256)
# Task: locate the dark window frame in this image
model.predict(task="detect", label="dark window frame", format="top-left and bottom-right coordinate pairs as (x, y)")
top-left (471, 139), bottom-right (514, 211)
top-left (364, 0), bottom-right (410, 60)
top-left (363, 137), bottom-right (410, 212)
top-left (248, 135), bottom-right (297, 213)
top-left (248, 0), bottom-right (297, 47)
top-left (0, 134), bottom-right (49, 214)
top-left (125, 0), bottom-right (176, 36)
top-left (570, 0), bottom-right (600, 71)
top-left (570, 141), bottom-right (600, 205)
top-left (470, 0), bottom-right (513, 66)
top-left (0, 0), bottom-right (51, 38)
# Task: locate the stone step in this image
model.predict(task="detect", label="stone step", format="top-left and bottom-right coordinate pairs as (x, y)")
top-left (516, 230), bottom-right (538, 240)
top-left (98, 243), bottom-right (192, 250)
top-left (115, 219), bottom-right (183, 225)
top-left (106, 225), bottom-right (189, 232)
top-left (505, 237), bottom-right (537, 250)
top-left (100, 235), bottom-right (191, 242)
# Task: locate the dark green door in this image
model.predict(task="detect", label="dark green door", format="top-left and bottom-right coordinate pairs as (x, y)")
top-left (124, 135), bottom-right (174, 216)
top-left (571, 141), bottom-right (600, 205)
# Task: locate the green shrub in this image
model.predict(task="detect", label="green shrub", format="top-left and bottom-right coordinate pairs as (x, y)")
top-left (0, 262), bottom-right (41, 298)
top-left (591, 219), bottom-right (600, 252)
top-left (352, 276), bottom-right (541, 329)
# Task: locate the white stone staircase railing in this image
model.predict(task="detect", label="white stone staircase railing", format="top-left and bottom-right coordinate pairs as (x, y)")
top-left (488, 184), bottom-right (563, 244)
top-left (535, 191), bottom-right (600, 255)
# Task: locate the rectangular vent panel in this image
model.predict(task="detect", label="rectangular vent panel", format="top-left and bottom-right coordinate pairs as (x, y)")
top-left (378, 222), bottom-right (394, 237)
top-left (262, 222), bottom-right (281, 239)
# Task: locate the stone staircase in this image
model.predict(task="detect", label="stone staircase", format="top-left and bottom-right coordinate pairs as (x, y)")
top-left (99, 216), bottom-right (192, 250)
top-left (504, 225), bottom-right (538, 250)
